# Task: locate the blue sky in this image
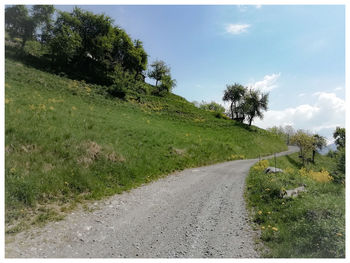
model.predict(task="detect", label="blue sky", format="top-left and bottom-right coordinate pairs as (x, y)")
top-left (55, 4), bottom-right (345, 142)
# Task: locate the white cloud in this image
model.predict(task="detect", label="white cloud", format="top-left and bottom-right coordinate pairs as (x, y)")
top-left (248, 73), bottom-right (281, 93)
top-left (255, 5), bottom-right (262, 9)
top-left (253, 91), bottom-right (345, 142)
top-left (334, 86), bottom-right (343, 91)
top-left (226, 24), bottom-right (250, 35)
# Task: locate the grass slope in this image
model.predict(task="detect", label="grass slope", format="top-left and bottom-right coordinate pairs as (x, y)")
top-left (245, 153), bottom-right (345, 258)
top-left (5, 58), bottom-right (287, 233)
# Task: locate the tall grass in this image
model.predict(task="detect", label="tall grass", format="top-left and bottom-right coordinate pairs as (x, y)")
top-left (5, 58), bottom-right (287, 233)
top-left (245, 153), bottom-right (345, 258)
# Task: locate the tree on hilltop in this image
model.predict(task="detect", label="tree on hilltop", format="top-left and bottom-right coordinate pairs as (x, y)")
top-left (243, 89), bottom-right (269, 126)
top-left (223, 83), bottom-right (246, 121)
top-left (148, 60), bottom-right (170, 87)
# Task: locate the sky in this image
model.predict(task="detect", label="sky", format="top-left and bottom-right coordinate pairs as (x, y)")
top-left (53, 5), bottom-right (345, 143)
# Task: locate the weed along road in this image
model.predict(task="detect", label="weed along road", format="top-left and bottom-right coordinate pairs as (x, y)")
top-left (6, 146), bottom-right (298, 258)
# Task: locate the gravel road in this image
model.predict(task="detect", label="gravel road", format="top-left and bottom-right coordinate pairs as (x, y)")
top-left (6, 146), bottom-right (298, 258)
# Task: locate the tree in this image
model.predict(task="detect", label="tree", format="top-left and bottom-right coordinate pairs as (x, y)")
top-left (243, 89), bottom-right (269, 126)
top-left (31, 5), bottom-right (55, 43)
top-left (130, 39), bottom-right (148, 80)
top-left (157, 74), bottom-right (176, 96)
top-left (284, 125), bottom-right (295, 145)
top-left (223, 83), bottom-right (246, 121)
top-left (332, 127), bottom-right (345, 183)
top-left (148, 60), bottom-right (170, 87)
top-left (5, 5), bottom-right (35, 49)
top-left (49, 11), bottom-right (82, 69)
top-left (267, 126), bottom-right (287, 142)
top-left (312, 134), bottom-right (327, 163)
top-left (333, 127), bottom-right (345, 149)
top-left (290, 130), bottom-right (315, 165)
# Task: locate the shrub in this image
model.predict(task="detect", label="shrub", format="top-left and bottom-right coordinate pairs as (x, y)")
top-left (23, 40), bottom-right (45, 57)
top-left (252, 159), bottom-right (269, 172)
top-left (299, 168), bottom-right (333, 183)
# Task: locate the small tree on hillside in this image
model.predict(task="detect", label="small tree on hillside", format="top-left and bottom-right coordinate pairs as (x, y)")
top-left (312, 134), bottom-right (327, 163)
top-left (148, 60), bottom-right (170, 87)
top-left (223, 83), bottom-right (246, 121)
top-left (157, 74), bottom-right (176, 96)
top-left (243, 89), bottom-right (269, 126)
top-left (291, 130), bottom-right (315, 165)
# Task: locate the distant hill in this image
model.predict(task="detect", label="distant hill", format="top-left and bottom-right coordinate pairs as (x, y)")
top-left (318, 143), bottom-right (337, 155)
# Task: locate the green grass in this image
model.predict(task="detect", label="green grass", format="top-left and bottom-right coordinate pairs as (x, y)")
top-left (5, 58), bottom-right (287, 233)
top-left (245, 153), bottom-right (345, 258)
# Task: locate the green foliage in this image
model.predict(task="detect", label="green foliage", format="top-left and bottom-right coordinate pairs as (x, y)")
top-left (244, 88), bottom-right (269, 126)
top-left (223, 83), bottom-right (246, 121)
top-left (6, 5), bottom-right (150, 89)
top-left (333, 127), bottom-right (345, 149)
top-left (50, 23), bottom-right (82, 67)
top-left (199, 101), bottom-right (225, 114)
top-left (23, 40), bottom-right (46, 57)
top-left (290, 130), bottom-right (315, 165)
top-left (5, 59), bottom-right (287, 233)
top-left (148, 60), bottom-right (171, 87)
top-left (31, 5), bottom-right (55, 43)
top-left (5, 5), bottom-right (35, 48)
top-left (156, 74), bottom-right (176, 96)
top-left (246, 152), bottom-right (345, 258)
top-left (222, 84), bottom-right (269, 126)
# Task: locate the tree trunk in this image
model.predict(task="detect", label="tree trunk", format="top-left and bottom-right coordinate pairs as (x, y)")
top-left (155, 79), bottom-right (158, 87)
top-left (312, 150), bottom-right (315, 163)
top-left (230, 102), bottom-right (234, 120)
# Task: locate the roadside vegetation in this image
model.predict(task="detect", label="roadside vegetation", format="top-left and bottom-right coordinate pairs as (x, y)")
top-left (245, 128), bottom-right (345, 258)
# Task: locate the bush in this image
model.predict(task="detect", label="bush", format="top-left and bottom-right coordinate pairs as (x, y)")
top-left (23, 40), bottom-right (46, 57)
top-left (252, 159), bottom-right (269, 172)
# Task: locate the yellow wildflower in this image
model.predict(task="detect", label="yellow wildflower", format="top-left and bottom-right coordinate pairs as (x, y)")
top-left (272, 227), bottom-right (278, 231)
top-left (252, 160), bottom-right (269, 172)
top-left (261, 226), bottom-right (265, 230)
top-left (49, 106), bottom-right (54, 110)
top-left (258, 210), bottom-right (263, 215)
top-left (336, 233), bottom-right (343, 236)
top-left (267, 211), bottom-right (271, 214)
top-left (29, 104), bottom-right (35, 110)
top-left (5, 98), bottom-right (10, 104)
top-left (265, 188), bottom-right (270, 192)
top-left (10, 167), bottom-right (16, 173)
top-left (72, 106), bottom-right (77, 110)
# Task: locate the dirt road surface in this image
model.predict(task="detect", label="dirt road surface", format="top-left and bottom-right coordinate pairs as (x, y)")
top-left (6, 146), bottom-right (298, 258)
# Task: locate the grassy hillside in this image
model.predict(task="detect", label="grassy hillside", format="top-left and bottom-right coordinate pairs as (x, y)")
top-left (245, 153), bottom-right (345, 258)
top-left (5, 58), bottom-right (287, 233)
